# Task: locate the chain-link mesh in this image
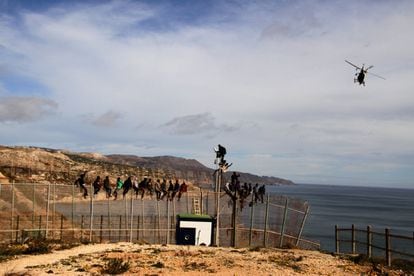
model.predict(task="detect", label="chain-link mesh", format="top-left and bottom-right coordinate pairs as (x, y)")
top-left (0, 183), bottom-right (318, 249)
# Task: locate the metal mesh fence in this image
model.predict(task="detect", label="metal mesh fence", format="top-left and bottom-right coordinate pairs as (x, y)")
top-left (0, 182), bottom-right (318, 249)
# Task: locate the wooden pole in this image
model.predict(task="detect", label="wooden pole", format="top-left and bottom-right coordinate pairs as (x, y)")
top-left (351, 224), bottom-right (356, 254)
top-left (279, 197), bottom-right (289, 248)
top-left (46, 182), bottom-right (51, 239)
top-left (367, 225), bottom-right (372, 258)
top-left (385, 228), bottom-right (391, 266)
top-left (248, 195), bottom-right (254, 247)
top-left (263, 194), bottom-right (269, 247)
top-left (335, 225), bottom-right (339, 254)
top-left (295, 205), bottom-right (309, 246)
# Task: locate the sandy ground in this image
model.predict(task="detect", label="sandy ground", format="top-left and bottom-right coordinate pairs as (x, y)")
top-left (0, 243), bottom-right (405, 275)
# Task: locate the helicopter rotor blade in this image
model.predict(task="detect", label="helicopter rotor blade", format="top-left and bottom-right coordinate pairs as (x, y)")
top-left (367, 71), bottom-right (386, 80)
top-left (345, 60), bottom-right (361, 70)
top-left (366, 65), bottom-right (374, 70)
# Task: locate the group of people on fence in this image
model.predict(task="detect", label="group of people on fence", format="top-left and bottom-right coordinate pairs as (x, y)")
top-left (74, 171), bottom-right (188, 201)
top-left (224, 172), bottom-right (266, 210)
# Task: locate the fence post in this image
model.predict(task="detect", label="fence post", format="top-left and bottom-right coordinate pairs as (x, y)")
top-left (157, 199), bottom-right (161, 243)
top-left (100, 215), bottom-right (104, 243)
top-left (232, 196), bottom-right (237, 247)
top-left (279, 197), bottom-right (289, 248)
top-left (367, 225), bottom-right (372, 258)
top-left (200, 191), bottom-right (203, 214)
top-left (385, 228), bottom-right (391, 266)
top-left (15, 215), bottom-right (20, 243)
top-left (295, 205), bottom-right (309, 246)
top-left (142, 199), bottom-right (145, 241)
top-left (53, 183), bottom-right (56, 236)
top-left (335, 225), bottom-right (339, 254)
top-left (46, 182), bottom-right (51, 239)
top-left (72, 181), bottom-right (75, 234)
top-left (107, 196), bottom-right (111, 242)
top-left (32, 183), bottom-right (36, 227)
top-left (166, 200), bottom-right (170, 244)
top-left (60, 215), bottom-right (64, 241)
top-left (129, 193), bottom-right (134, 243)
top-left (263, 194), bottom-right (269, 247)
top-left (248, 196), bottom-right (254, 247)
top-left (89, 183), bottom-right (94, 243)
top-left (38, 215), bottom-right (42, 238)
top-left (81, 215), bottom-right (84, 241)
top-left (351, 224), bottom-right (356, 254)
top-left (118, 215), bottom-right (122, 242)
top-left (11, 181), bottom-right (15, 241)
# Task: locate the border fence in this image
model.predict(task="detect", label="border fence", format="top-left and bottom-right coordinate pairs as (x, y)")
top-left (335, 225), bottom-right (414, 266)
top-left (0, 182), bottom-right (319, 249)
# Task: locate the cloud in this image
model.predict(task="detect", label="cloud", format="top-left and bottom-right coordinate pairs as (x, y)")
top-left (0, 96), bottom-right (57, 123)
top-left (82, 110), bottom-right (123, 128)
top-left (162, 112), bottom-right (237, 136)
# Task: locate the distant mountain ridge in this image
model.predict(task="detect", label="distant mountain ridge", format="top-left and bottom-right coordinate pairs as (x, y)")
top-left (105, 154), bottom-right (294, 186)
top-left (0, 145), bottom-right (294, 186)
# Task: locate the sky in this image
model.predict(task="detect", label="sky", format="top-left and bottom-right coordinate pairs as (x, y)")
top-left (1, 0), bottom-right (414, 188)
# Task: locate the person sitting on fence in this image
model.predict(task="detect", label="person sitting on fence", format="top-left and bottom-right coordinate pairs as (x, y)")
top-left (160, 179), bottom-right (167, 200)
top-left (103, 176), bottom-right (112, 198)
top-left (167, 180), bottom-right (174, 200)
top-left (147, 178), bottom-right (154, 198)
top-left (74, 171), bottom-right (88, 199)
top-left (258, 184), bottom-right (266, 203)
top-left (170, 179), bottom-right (180, 201)
top-left (177, 181), bottom-right (187, 201)
top-left (93, 175), bottom-right (102, 196)
top-left (253, 183), bottom-right (259, 204)
top-left (113, 177), bottom-right (123, 200)
top-left (122, 176), bottom-right (132, 199)
top-left (154, 179), bottom-right (162, 200)
top-left (138, 178), bottom-right (147, 199)
top-left (132, 176), bottom-right (139, 197)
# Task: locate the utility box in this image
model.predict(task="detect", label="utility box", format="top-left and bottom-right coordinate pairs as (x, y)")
top-left (176, 214), bottom-right (214, 246)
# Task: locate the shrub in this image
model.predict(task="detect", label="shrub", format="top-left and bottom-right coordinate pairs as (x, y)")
top-left (101, 258), bottom-right (130, 275)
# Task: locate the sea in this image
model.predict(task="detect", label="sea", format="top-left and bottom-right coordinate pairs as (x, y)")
top-left (267, 184), bottom-right (414, 254)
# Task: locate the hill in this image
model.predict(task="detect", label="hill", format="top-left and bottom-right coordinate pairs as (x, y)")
top-left (0, 145), bottom-right (294, 187)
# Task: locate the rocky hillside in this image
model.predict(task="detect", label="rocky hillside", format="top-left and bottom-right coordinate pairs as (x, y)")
top-left (0, 145), bottom-right (294, 187)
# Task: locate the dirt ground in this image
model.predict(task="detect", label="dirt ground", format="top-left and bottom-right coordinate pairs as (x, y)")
top-left (0, 242), bottom-right (407, 275)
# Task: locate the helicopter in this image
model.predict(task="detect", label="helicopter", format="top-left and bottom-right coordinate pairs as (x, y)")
top-left (345, 60), bottom-right (385, 86)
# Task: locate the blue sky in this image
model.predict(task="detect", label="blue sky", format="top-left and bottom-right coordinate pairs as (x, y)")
top-left (1, 0), bottom-right (414, 188)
